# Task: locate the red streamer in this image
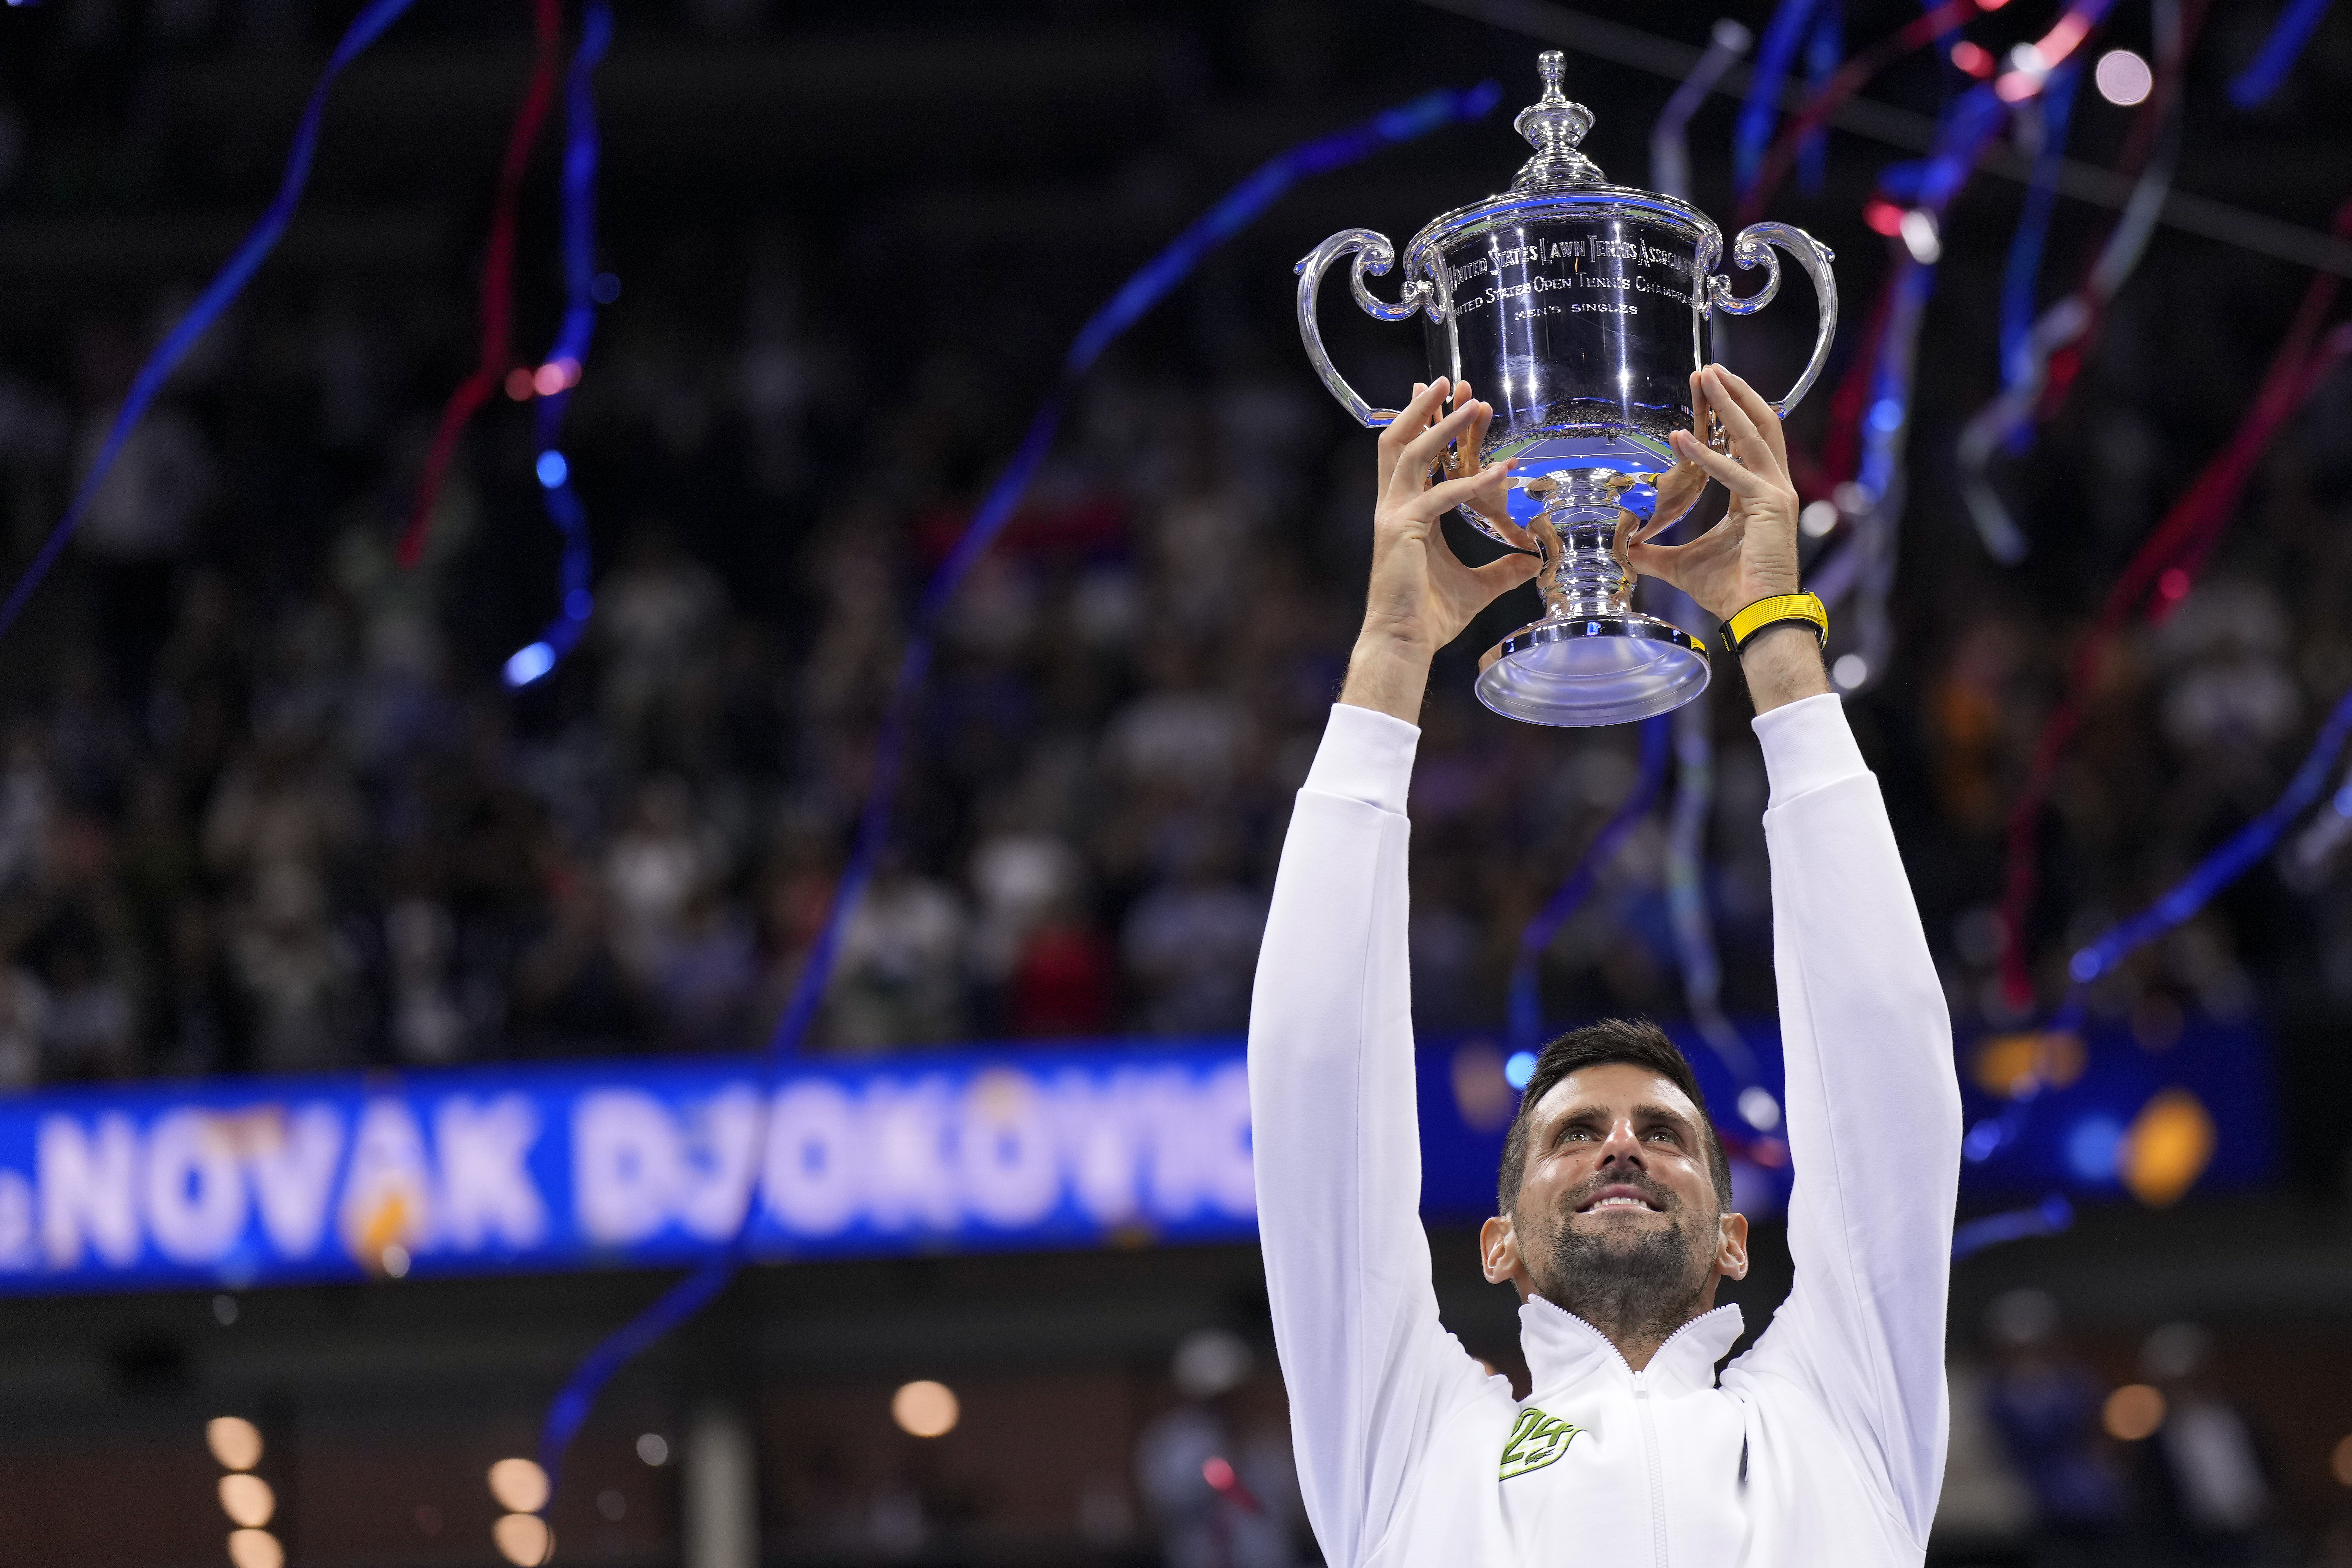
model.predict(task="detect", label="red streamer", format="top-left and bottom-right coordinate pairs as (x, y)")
top-left (398, 0), bottom-right (565, 569)
top-left (1997, 197), bottom-right (2352, 1008)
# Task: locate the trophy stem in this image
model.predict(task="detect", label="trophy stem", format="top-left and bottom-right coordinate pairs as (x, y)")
top-left (1530, 468), bottom-right (1638, 620)
top-left (1474, 464), bottom-right (1710, 726)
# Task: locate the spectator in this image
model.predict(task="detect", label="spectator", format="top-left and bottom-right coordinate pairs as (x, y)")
top-left (227, 861), bottom-right (360, 1074)
top-left (1981, 1288), bottom-right (2131, 1566)
top-left (824, 861), bottom-right (967, 1050)
top-left (604, 775), bottom-right (723, 985)
top-left (1121, 829), bottom-right (1264, 1036)
top-left (384, 897), bottom-right (468, 1065)
top-left (653, 884), bottom-right (759, 1050)
top-left (596, 527), bottom-right (730, 769)
top-left (1135, 1330), bottom-right (1305, 1568)
top-left (0, 965), bottom-right (48, 1089)
top-left (1006, 890), bottom-right (1117, 1038)
top-left (2132, 1322), bottom-right (2284, 1564)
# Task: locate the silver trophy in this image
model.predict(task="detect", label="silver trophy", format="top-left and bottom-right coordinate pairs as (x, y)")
top-left (1297, 51), bottom-right (1837, 726)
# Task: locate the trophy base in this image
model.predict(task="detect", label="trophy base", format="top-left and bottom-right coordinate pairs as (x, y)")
top-left (1475, 613), bottom-right (1710, 727)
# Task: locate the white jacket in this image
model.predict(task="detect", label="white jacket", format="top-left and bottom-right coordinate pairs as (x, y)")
top-left (1248, 695), bottom-right (1963, 1567)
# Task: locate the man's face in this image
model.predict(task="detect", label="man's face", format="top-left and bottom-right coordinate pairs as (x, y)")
top-left (1479, 1063), bottom-right (1747, 1342)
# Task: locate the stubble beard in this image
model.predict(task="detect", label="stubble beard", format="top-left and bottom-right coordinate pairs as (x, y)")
top-left (1520, 1178), bottom-right (1716, 1350)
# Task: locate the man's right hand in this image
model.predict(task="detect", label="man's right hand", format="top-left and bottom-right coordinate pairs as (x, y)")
top-left (1342, 378), bottom-right (1538, 724)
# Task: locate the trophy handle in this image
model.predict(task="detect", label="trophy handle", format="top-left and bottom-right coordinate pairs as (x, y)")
top-left (1294, 229), bottom-right (1432, 429)
top-left (1708, 222), bottom-right (1838, 418)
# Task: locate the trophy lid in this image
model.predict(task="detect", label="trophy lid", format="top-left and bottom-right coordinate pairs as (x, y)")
top-left (1400, 52), bottom-right (1716, 277)
top-left (1511, 50), bottom-right (1605, 188)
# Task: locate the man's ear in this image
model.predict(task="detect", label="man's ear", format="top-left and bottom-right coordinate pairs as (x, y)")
top-left (1479, 1213), bottom-right (1522, 1286)
top-left (1715, 1210), bottom-right (1750, 1282)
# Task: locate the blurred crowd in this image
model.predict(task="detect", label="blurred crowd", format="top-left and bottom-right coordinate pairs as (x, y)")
top-left (1935, 1289), bottom-right (2352, 1566)
top-left (0, 208), bottom-right (2342, 1095)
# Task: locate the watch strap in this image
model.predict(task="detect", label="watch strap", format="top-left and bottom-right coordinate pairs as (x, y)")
top-left (1724, 591), bottom-right (1828, 654)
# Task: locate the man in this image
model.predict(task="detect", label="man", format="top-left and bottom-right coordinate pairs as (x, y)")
top-left (1249, 367), bottom-right (1962, 1564)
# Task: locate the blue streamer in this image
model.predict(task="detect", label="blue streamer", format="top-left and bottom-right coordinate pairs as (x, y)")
top-left (0, 0), bottom-right (421, 643)
top-left (1951, 1193), bottom-right (2073, 1259)
top-left (1508, 716), bottom-right (1673, 1052)
top-left (2067, 679), bottom-right (2352, 985)
top-left (533, 78), bottom-right (1505, 1496)
top-left (1734, 0), bottom-right (1826, 192)
top-left (504, 0), bottom-right (614, 689)
top-left (1855, 83), bottom-right (2010, 505)
top-left (1998, 63), bottom-right (2082, 400)
top-left (1798, 0), bottom-right (1842, 194)
top-left (2228, 0), bottom-right (2337, 108)
top-left (1963, 677), bottom-right (2352, 1170)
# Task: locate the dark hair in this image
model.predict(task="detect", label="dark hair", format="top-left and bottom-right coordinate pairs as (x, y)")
top-left (1496, 1017), bottom-right (1734, 1215)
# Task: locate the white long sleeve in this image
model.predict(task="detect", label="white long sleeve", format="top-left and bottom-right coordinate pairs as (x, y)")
top-left (1250, 703), bottom-right (1492, 1568)
top-left (1727, 692), bottom-right (1964, 1546)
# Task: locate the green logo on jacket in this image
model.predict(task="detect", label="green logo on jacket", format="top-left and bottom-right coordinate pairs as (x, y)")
top-left (1498, 1406), bottom-right (1583, 1479)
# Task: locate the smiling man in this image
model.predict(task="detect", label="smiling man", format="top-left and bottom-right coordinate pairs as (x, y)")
top-left (1248, 368), bottom-right (1962, 1565)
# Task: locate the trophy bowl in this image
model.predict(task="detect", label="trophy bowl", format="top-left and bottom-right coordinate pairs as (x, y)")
top-left (1296, 50), bottom-right (1837, 726)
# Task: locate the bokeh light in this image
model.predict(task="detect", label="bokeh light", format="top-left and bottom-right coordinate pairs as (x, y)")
top-left (2095, 48), bottom-right (2153, 105)
top-left (492, 1513), bottom-right (553, 1566)
top-left (2121, 1089), bottom-right (2216, 1207)
top-left (487, 1457), bottom-right (550, 1514)
top-left (218, 1473), bottom-right (276, 1529)
top-left (1737, 1087), bottom-right (1782, 1132)
top-left (1899, 208), bottom-right (1942, 265)
top-left (225, 1529), bottom-right (283, 1568)
top-left (1449, 1042), bottom-right (1516, 1131)
top-left (892, 1380), bottom-right (961, 1438)
top-left (207, 1417), bottom-right (263, 1473)
top-left (1971, 1031), bottom-right (2087, 1099)
top-left (2103, 1383), bottom-right (2167, 1441)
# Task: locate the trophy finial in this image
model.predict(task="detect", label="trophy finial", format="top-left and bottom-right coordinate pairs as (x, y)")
top-left (1511, 50), bottom-right (1604, 188)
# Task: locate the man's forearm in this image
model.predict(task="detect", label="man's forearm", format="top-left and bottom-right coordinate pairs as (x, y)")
top-left (1340, 632), bottom-right (1433, 725)
top-left (1739, 623), bottom-right (1831, 715)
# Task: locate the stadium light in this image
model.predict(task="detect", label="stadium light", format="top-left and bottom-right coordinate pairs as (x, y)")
top-left (493, 1513), bottom-right (553, 1566)
top-left (2103, 1383), bottom-right (2166, 1440)
top-left (207, 1417), bottom-right (262, 1473)
top-left (2095, 47), bottom-right (2153, 105)
top-left (225, 1529), bottom-right (283, 1568)
top-left (487, 1458), bottom-right (551, 1515)
top-left (219, 1474), bottom-right (276, 1529)
top-left (892, 1380), bottom-right (960, 1438)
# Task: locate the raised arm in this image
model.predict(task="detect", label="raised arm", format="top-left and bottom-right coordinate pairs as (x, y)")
top-left (1734, 687), bottom-right (1962, 1543)
top-left (1249, 381), bottom-right (1525, 1566)
top-left (1647, 367), bottom-right (1963, 1542)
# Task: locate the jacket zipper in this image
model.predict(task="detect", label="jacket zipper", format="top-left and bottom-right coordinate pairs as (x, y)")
top-left (1633, 1369), bottom-right (1669, 1568)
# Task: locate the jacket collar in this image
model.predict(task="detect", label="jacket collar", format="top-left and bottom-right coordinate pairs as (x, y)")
top-left (1519, 1296), bottom-right (1745, 1397)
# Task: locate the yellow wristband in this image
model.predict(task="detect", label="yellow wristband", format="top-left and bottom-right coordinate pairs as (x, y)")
top-left (1724, 591), bottom-right (1827, 654)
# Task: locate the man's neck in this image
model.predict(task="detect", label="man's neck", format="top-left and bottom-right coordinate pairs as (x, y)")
top-left (1524, 1278), bottom-right (1721, 1372)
